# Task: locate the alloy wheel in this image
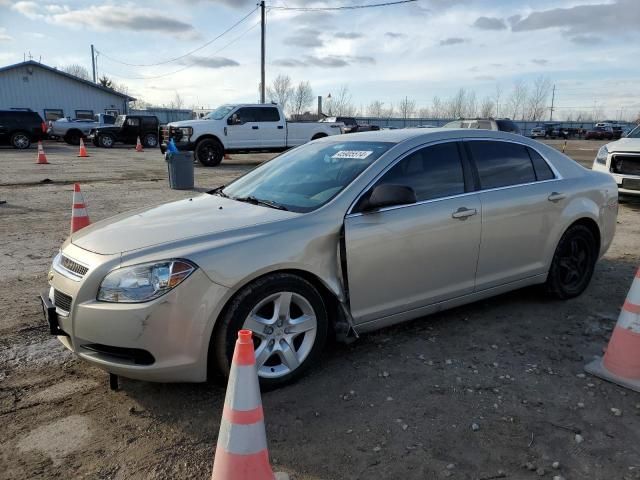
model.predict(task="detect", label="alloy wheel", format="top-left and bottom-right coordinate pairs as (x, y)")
top-left (13, 134), bottom-right (29, 149)
top-left (557, 236), bottom-right (590, 290)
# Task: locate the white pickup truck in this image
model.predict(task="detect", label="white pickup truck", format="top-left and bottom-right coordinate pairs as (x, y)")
top-left (592, 124), bottom-right (640, 197)
top-left (48, 113), bottom-right (116, 145)
top-left (160, 104), bottom-right (344, 166)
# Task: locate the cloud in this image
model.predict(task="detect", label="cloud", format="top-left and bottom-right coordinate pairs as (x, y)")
top-left (511, 0), bottom-right (640, 35)
top-left (385, 32), bottom-right (406, 39)
top-left (475, 75), bottom-right (495, 81)
top-left (439, 37), bottom-right (468, 46)
top-left (531, 58), bottom-right (548, 66)
top-left (11, 2), bottom-right (199, 39)
top-left (0, 28), bottom-right (12, 42)
top-left (473, 16), bottom-right (507, 30)
top-left (284, 28), bottom-right (323, 48)
top-left (570, 34), bottom-right (602, 45)
top-left (334, 31), bottom-right (363, 39)
top-left (178, 56), bottom-right (239, 69)
top-left (273, 55), bottom-right (375, 68)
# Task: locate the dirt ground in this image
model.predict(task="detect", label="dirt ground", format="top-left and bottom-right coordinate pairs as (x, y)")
top-left (1, 138), bottom-right (639, 480)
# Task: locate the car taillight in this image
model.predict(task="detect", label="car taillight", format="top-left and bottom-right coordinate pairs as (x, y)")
top-left (41, 122), bottom-right (47, 133)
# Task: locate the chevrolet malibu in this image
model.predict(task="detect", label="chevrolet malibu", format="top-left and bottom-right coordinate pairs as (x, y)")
top-left (42, 129), bottom-right (618, 388)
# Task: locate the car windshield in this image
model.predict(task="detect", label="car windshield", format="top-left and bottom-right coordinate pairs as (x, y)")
top-left (627, 125), bottom-right (640, 138)
top-left (204, 105), bottom-right (235, 120)
top-left (221, 141), bottom-right (394, 213)
top-left (114, 115), bottom-right (125, 127)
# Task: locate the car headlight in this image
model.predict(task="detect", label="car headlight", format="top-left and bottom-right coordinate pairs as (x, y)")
top-left (176, 127), bottom-right (193, 140)
top-left (97, 260), bottom-right (196, 303)
top-left (596, 145), bottom-right (609, 165)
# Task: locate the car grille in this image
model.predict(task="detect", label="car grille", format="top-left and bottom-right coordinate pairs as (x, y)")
top-left (61, 255), bottom-right (89, 277)
top-left (53, 289), bottom-right (73, 313)
top-left (160, 125), bottom-right (170, 143)
top-left (611, 154), bottom-right (640, 176)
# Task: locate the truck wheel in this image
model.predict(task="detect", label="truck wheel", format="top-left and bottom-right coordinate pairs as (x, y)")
top-left (143, 133), bottom-right (158, 148)
top-left (98, 134), bottom-right (115, 148)
top-left (196, 138), bottom-right (224, 167)
top-left (64, 131), bottom-right (82, 145)
top-left (11, 131), bottom-right (31, 149)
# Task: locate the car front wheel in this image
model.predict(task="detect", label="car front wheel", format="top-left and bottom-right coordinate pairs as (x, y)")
top-left (212, 273), bottom-right (328, 389)
top-left (545, 224), bottom-right (597, 299)
top-left (195, 139), bottom-right (224, 167)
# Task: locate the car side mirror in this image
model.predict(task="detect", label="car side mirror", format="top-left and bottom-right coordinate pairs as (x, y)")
top-left (362, 184), bottom-right (417, 211)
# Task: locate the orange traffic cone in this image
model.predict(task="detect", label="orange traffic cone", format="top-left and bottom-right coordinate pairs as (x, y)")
top-left (36, 141), bottom-right (49, 164)
top-left (211, 330), bottom-right (279, 480)
top-left (135, 136), bottom-right (144, 152)
top-left (585, 266), bottom-right (640, 392)
top-left (70, 183), bottom-right (91, 234)
top-left (77, 138), bottom-right (89, 157)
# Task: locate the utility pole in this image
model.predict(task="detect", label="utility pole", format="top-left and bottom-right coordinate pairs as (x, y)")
top-left (260, 1), bottom-right (266, 104)
top-left (91, 44), bottom-right (96, 83)
top-left (549, 84), bottom-right (555, 121)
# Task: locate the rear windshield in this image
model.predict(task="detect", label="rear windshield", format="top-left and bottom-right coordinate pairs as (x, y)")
top-left (627, 126), bottom-right (640, 138)
top-left (221, 141), bottom-right (393, 213)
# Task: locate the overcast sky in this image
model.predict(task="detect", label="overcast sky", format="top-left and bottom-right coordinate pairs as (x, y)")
top-left (0, 0), bottom-right (638, 119)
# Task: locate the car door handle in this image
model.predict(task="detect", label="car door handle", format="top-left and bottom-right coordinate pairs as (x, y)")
top-left (277, 125), bottom-right (284, 129)
top-left (451, 207), bottom-right (477, 220)
top-left (548, 192), bottom-right (566, 203)
top-left (252, 126), bottom-right (259, 130)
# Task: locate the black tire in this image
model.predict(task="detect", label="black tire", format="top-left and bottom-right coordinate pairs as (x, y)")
top-left (98, 134), bottom-right (115, 148)
top-left (143, 133), bottom-right (158, 148)
top-left (545, 224), bottom-right (598, 299)
top-left (311, 133), bottom-right (327, 140)
top-left (195, 138), bottom-right (224, 166)
top-left (212, 273), bottom-right (328, 389)
top-left (92, 137), bottom-right (100, 147)
top-left (64, 131), bottom-right (82, 145)
top-left (10, 131), bottom-right (31, 149)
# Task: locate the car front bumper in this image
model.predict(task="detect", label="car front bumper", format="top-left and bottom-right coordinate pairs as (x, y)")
top-left (593, 161), bottom-right (640, 196)
top-left (45, 244), bottom-right (230, 382)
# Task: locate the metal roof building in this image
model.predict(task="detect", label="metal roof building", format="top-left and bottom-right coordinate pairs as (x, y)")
top-left (0, 60), bottom-right (135, 122)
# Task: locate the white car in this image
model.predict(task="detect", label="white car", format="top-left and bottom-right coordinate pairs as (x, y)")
top-left (530, 126), bottom-right (546, 138)
top-left (161, 104), bottom-right (344, 166)
top-left (592, 125), bottom-right (640, 196)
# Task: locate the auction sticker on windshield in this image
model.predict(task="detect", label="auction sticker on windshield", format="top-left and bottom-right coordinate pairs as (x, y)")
top-left (331, 150), bottom-right (373, 160)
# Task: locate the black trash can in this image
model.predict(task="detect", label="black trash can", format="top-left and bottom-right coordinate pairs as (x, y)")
top-left (165, 151), bottom-right (194, 190)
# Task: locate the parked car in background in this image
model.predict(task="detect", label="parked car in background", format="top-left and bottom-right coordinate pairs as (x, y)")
top-left (443, 118), bottom-right (521, 135)
top-left (319, 116), bottom-right (380, 133)
top-left (530, 126), bottom-right (546, 138)
top-left (414, 124), bottom-right (438, 129)
top-left (0, 110), bottom-right (46, 149)
top-left (592, 124), bottom-right (640, 197)
top-left (585, 126), bottom-right (614, 140)
top-left (49, 113), bottom-right (116, 145)
top-left (161, 104), bottom-right (343, 166)
top-left (43, 129), bottom-right (617, 388)
top-left (89, 115), bottom-right (159, 148)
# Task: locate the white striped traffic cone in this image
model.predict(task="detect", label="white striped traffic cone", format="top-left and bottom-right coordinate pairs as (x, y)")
top-left (585, 266), bottom-right (640, 392)
top-left (70, 183), bottom-right (91, 234)
top-left (135, 136), bottom-right (144, 152)
top-left (36, 141), bottom-right (49, 164)
top-left (211, 330), bottom-right (280, 480)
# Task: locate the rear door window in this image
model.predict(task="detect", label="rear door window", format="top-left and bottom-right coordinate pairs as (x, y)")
top-left (126, 117), bottom-right (140, 127)
top-left (142, 117), bottom-right (157, 127)
top-left (469, 141), bottom-right (536, 189)
top-left (376, 142), bottom-right (466, 202)
top-left (256, 107), bottom-right (280, 122)
top-left (527, 147), bottom-right (555, 181)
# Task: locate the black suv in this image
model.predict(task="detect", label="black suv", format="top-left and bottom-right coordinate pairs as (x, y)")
top-left (0, 110), bottom-right (46, 149)
top-left (90, 115), bottom-right (159, 148)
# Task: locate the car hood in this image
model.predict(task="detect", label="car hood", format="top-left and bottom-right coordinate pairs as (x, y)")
top-left (168, 119), bottom-right (214, 128)
top-left (71, 194), bottom-right (298, 255)
top-left (606, 138), bottom-right (640, 153)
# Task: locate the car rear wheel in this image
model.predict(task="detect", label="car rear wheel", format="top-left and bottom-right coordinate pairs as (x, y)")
top-left (143, 133), bottom-right (158, 148)
top-left (11, 131), bottom-right (30, 149)
top-left (212, 273), bottom-right (328, 389)
top-left (98, 134), bottom-right (115, 148)
top-left (545, 224), bottom-right (597, 299)
top-left (196, 138), bottom-right (224, 167)
top-left (64, 131), bottom-right (82, 145)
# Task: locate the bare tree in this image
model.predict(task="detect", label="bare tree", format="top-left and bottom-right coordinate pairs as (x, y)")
top-left (325, 85), bottom-right (355, 116)
top-left (417, 107), bottom-right (431, 118)
top-left (431, 96), bottom-right (444, 119)
top-left (447, 88), bottom-right (467, 118)
top-left (383, 102), bottom-right (395, 118)
top-left (398, 97), bottom-right (416, 123)
top-left (267, 74), bottom-right (294, 113)
top-left (290, 81), bottom-right (314, 118)
top-left (367, 100), bottom-right (386, 117)
top-left (493, 83), bottom-right (502, 117)
top-left (169, 91), bottom-right (184, 109)
top-left (526, 76), bottom-right (552, 121)
top-left (63, 64), bottom-right (90, 80)
top-left (506, 80), bottom-right (528, 120)
top-left (465, 91), bottom-right (478, 117)
top-left (480, 97), bottom-right (495, 117)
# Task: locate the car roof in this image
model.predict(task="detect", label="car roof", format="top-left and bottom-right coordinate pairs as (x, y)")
top-left (317, 127), bottom-right (524, 144)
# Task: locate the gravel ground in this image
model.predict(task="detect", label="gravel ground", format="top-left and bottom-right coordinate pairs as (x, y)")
top-left (0, 139), bottom-right (639, 480)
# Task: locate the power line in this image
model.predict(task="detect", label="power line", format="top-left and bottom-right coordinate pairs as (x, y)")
top-left (103, 20), bottom-right (261, 80)
top-left (269, 0), bottom-right (417, 11)
top-left (97, 7), bottom-right (258, 67)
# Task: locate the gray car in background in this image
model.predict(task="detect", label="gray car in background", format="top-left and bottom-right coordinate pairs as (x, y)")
top-left (44, 129), bottom-right (618, 388)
